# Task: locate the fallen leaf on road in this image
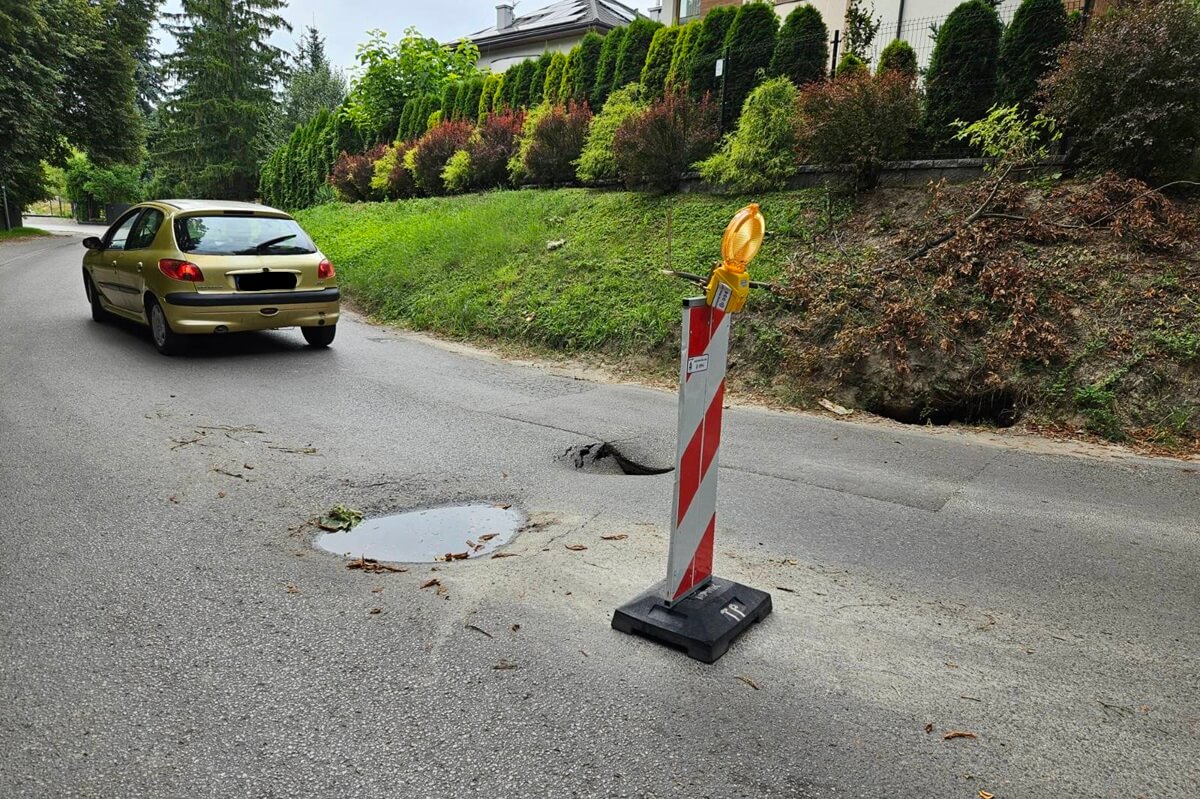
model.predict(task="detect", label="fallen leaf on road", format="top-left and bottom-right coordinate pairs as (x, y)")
top-left (510, 624), bottom-right (520, 632)
top-left (368, 608), bottom-right (382, 615)
top-left (600, 534), bottom-right (627, 541)
top-left (370, 587), bottom-right (383, 593)
top-left (479, 533), bottom-right (497, 541)
top-left (436, 585), bottom-right (449, 598)
top-left (346, 556), bottom-right (407, 574)
top-left (243, 463), bottom-right (254, 470)
top-left (286, 585), bottom-right (300, 594)
top-left (565, 544), bottom-right (588, 551)
top-left (736, 676), bottom-right (760, 690)
top-left (267, 445), bottom-right (318, 455)
top-left (211, 467), bottom-right (246, 480)
top-left (217, 491), bottom-right (226, 499)
top-left (943, 731), bottom-right (978, 740)
top-left (960, 696), bottom-right (982, 702)
top-left (168, 495), bottom-right (178, 504)
top-left (775, 586), bottom-right (796, 593)
top-left (945, 661), bottom-right (959, 668)
top-left (495, 503), bottom-right (512, 509)
top-left (491, 552), bottom-right (517, 559)
top-left (449, 551), bottom-right (469, 560)
top-left (579, 649), bottom-right (588, 657)
top-left (817, 398), bottom-right (853, 416)
top-left (420, 578), bottom-right (441, 590)
top-left (978, 791), bottom-right (994, 799)
top-left (494, 659), bottom-right (518, 670)
top-left (924, 723), bottom-right (934, 734)
top-left (465, 623), bottom-right (494, 639)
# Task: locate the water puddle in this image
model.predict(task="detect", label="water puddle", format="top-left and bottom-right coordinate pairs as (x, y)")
top-left (316, 503), bottom-right (524, 563)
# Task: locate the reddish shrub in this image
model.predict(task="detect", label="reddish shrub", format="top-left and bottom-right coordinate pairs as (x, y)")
top-left (411, 121), bottom-right (474, 195)
top-left (521, 102), bottom-right (592, 186)
top-left (469, 111), bottom-right (525, 189)
top-left (386, 142), bottom-right (417, 199)
top-left (612, 90), bottom-right (719, 192)
top-left (329, 144), bottom-right (386, 202)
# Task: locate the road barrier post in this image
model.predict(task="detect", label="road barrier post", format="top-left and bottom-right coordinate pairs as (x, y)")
top-left (612, 205), bottom-right (773, 663)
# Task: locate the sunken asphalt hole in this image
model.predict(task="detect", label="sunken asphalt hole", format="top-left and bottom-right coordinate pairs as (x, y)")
top-left (868, 389), bottom-right (1021, 429)
top-left (561, 442), bottom-right (674, 476)
top-left (315, 503), bottom-right (525, 564)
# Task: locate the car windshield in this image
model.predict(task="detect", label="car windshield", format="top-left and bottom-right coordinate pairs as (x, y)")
top-left (174, 215), bottom-right (317, 255)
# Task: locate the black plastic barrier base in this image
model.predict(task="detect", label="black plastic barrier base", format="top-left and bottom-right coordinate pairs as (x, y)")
top-left (612, 577), bottom-right (772, 664)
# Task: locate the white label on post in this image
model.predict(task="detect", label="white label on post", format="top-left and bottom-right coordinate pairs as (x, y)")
top-left (714, 58), bottom-right (724, 77)
top-left (687, 354), bottom-right (709, 374)
top-left (712, 283), bottom-right (732, 311)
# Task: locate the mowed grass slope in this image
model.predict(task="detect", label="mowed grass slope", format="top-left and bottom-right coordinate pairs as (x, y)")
top-left (297, 189), bottom-right (824, 356)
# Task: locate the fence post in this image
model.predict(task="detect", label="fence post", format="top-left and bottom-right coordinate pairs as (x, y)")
top-left (717, 43), bottom-right (729, 135)
top-left (830, 29), bottom-right (840, 78)
top-left (1, 185), bottom-right (10, 231)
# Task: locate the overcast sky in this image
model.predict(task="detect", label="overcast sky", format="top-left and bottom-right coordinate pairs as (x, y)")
top-left (159, 0), bottom-right (655, 74)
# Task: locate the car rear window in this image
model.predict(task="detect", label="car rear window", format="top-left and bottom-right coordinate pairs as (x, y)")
top-left (174, 214), bottom-right (317, 255)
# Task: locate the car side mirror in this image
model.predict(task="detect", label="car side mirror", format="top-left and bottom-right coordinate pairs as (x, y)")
top-left (82, 236), bottom-right (104, 250)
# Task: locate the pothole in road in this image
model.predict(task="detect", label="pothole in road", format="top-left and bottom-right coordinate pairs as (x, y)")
top-left (868, 389), bottom-right (1021, 429)
top-left (315, 504), bottom-right (525, 564)
top-left (561, 442), bottom-right (673, 475)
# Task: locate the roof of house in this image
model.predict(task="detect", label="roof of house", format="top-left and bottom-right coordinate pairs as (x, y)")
top-left (467, 0), bottom-right (639, 49)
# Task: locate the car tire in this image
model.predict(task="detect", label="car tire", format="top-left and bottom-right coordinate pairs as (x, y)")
top-left (301, 324), bottom-right (336, 348)
top-left (85, 272), bottom-right (110, 323)
top-left (147, 298), bottom-right (185, 356)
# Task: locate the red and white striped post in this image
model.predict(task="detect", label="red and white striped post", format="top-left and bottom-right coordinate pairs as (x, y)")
top-left (612, 205), bottom-right (773, 662)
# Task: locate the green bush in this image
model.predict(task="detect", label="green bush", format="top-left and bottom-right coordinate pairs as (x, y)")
top-left (722, 2), bottom-right (780, 130)
top-left (544, 52), bottom-right (569, 104)
top-left (770, 5), bottom-right (829, 87)
top-left (666, 21), bottom-right (701, 91)
top-left (478, 73), bottom-right (502, 120)
top-left (797, 71), bottom-right (920, 190)
top-left (259, 108), bottom-right (339, 210)
top-left (835, 52), bottom-right (868, 77)
top-left (1042, 0), bottom-right (1200, 180)
top-left (698, 76), bottom-right (801, 192)
top-left (575, 31), bottom-right (605, 105)
top-left (576, 83), bottom-right (649, 183)
top-left (924, 0), bottom-right (1003, 143)
top-left (509, 60), bottom-right (535, 108)
top-left (528, 52), bottom-right (554, 106)
top-left (459, 77), bottom-right (485, 122)
top-left (370, 142), bottom-right (416, 199)
top-left (441, 149), bottom-right (473, 194)
top-left (440, 81), bottom-right (462, 120)
top-left (560, 46), bottom-right (581, 104)
top-left (614, 18), bottom-right (662, 92)
top-left (687, 5), bottom-right (737, 100)
top-left (640, 26), bottom-right (680, 96)
top-left (876, 39), bottom-right (917, 80)
top-left (612, 90), bottom-right (719, 191)
top-left (998, 0), bottom-right (1068, 110)
top-left (592, 27), bottom-right (626, 108)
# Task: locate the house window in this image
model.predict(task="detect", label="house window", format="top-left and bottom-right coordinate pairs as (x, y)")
top-left (680, 0), bottom-right (701, 22)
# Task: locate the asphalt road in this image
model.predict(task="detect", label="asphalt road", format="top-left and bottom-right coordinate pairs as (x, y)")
top-left (2, 232), bottom-right (1197, 799)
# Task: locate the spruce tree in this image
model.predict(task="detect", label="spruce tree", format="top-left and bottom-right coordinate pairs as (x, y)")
top-left (686, 5), bottom-right (737, 100)
top-left (722, 2), bottom-right (780, 130)
top-left (770, 5), bottom-right (828, 87)
top-left (592, 26), bottom-right (627, 108)
top-left (998, 0), bottom-right (1068, 110)
top-left (925, 0), bottom-right (1003, 142)
top-left (640, 25), bottom-right (680, 96)
top-left (158, 0), bottom-right (290, 198)
top-left (575, 31), bottom-right (605, 105)
top-left (613, 18), bottom-right (662, 91)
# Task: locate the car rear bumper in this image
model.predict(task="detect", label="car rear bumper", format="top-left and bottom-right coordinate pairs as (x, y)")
top-left (161, 289), bottom-right (340, 334)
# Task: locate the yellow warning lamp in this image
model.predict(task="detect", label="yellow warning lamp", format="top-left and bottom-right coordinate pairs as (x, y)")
top-left (705, 203), bottom-right (764, 313)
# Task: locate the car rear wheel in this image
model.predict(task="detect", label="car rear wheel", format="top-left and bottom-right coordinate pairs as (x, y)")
top-left (301, 324), bottom-right (336, 348)
top-left (85, 272), bottom-right (110, 323)
top-left (147, 298), bottom-right (185, 356)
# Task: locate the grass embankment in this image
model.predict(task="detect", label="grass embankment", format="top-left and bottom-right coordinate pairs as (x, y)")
top-left (299, 183), bottom-right (1200, 452)
top-left (0, 227), bottom-right (51, 242)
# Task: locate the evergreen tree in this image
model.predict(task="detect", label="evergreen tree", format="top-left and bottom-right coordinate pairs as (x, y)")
top-left (722, 2), bottom-right (779, 131)
top-left (613, 17), bottom-right (662, 91)
top-left (544, 52), bottom-right (568, 104)
top-left (440, 81), bottom-right (462, 119)
top-left (478, 73), bottom-right (502, 120)
top-left (283, 27), bottom-right (347, 129)
top-left (666, 20), bottom-right (700, 90)
top-left (925, 0), bottom-right (1003, 142)
top-left (575, 31), bottom-right (605, 104)
top-left (998, 0), bottom-right (1068, 110)
top-left (511, 60), bottom-right (535, 107)
top-left (592, 26), bottom-right (626, 108)
top-left (459, 76), bottom-right (485, 120)
top-left (528, 51), bottom-right (554, 106)
top-left (560, 47), bottom-right (581, 104)
top-left (876, 39), bottom-right (917, 79)
top-left (687, 5), bottom-right (737, 100)
top-left (640, 25), bottom-right (680, 96)
top-left (770, 5), bottom-right (828, 87)
top-left (157, 0), bottom-right (290, 199)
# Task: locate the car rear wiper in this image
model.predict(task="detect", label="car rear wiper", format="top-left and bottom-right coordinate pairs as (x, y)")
top-left (235, 234), bottom-right (297, 254)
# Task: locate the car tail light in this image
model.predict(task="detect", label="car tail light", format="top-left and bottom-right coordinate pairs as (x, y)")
top-left (159, 259), bottom-right (204, 282)
top-left (318, 259), bottom-right (335, 280)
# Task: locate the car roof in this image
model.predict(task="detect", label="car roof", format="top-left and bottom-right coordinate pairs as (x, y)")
top-left (154, 199), bottom-right (287, 215)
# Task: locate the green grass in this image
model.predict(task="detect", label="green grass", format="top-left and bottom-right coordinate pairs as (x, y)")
top-left (0, 227), bottom-right (51, 242)
top-left (298, 188), bottom-right (828, 355)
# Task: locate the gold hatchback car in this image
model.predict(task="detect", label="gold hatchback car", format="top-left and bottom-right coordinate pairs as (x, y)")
top-left (82, 200), bottom-right (340, 355)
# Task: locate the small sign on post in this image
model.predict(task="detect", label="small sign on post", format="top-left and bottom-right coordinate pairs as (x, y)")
top-left (612, 205), bottom-right (772, 663)
top-left (714, 58), bottom-right (724, 77)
